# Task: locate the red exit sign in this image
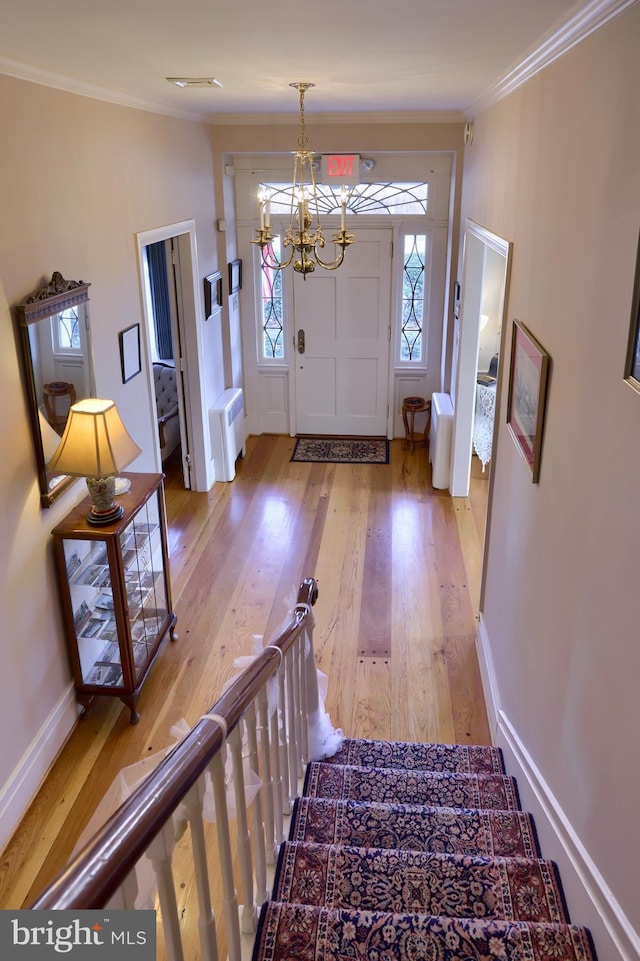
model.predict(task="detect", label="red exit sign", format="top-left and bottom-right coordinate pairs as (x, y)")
top-left (321, 154), bottom-right (360, 185)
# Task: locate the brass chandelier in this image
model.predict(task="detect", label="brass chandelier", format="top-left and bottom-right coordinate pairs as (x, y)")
top-left (251, 82), bottom-right (355, 278)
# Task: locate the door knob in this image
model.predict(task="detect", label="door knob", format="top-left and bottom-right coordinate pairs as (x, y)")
top-left (297, 329), bottom-right (306, 354)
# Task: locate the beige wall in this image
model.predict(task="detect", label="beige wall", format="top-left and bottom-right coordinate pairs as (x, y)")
top-left (461, 6), bottom-right (640, 956)
top-left (0, 75), bottom-right (222, 846)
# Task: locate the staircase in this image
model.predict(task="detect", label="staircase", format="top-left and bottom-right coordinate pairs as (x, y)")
top-left (253, 737), bottom-right (598, 961)
top-left (29, 580), bottom-right (599, 961)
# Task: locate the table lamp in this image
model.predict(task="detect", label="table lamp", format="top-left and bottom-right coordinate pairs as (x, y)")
top-left (47, 398), bottom-right (142, 525)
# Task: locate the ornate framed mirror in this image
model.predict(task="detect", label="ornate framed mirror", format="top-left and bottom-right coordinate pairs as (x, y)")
top-left (15, 272), bottom-right (95, 507)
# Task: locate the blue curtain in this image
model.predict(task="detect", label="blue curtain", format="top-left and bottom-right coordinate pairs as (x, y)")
top-left (147, 242), bottom-right (173, 360)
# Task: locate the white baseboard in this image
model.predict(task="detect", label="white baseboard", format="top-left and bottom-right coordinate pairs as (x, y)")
top-left (0, 683), bottom-right (78, 852)
top-left (476, 614), bottom-right (639, 961)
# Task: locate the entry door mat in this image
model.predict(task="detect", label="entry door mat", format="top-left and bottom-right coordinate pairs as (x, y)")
top-left (291, 437), bottom-right (389, 464)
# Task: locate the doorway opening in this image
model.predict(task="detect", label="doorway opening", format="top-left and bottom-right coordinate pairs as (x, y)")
top-left (450, 221), bottom-right (512, 605)
top-left (136, 220), bottom-right (211, 493)
top-left (450, 221), bottom-right (512, 496)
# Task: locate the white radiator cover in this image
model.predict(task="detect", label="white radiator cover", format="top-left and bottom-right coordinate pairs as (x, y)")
top-left (210, 388), bottom-right (246, 482)
top-left (429, 392), bottom-right (454, 490)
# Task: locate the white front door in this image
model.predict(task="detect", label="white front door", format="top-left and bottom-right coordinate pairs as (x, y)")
top-left (293, 228), bottom-right (392, 436)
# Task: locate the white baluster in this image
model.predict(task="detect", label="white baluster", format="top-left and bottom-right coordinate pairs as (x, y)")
top-left (209, 750), bottom-right (242, 961)
top-left (244, 703), bottom-right (267, 903)
top-left (292, 639), bottom-right (304, 777)
top-left (257, 688), bottom-right (277, 864)
top-left (298, 632), bottom-right (309, 764)
top-left (146, 820), bottom-right (184, 961)
top-left (229, 725), bottom-right (257, 934)
top-left (184, 778), bottom-right (218, 961)
top-left (303, 622), bottom-right (323, 760)
top-left (269, 683), bottom-right (285, 841)
top-left (285, 650), bottom-right (299, 802)
top-left (277, 664), bottom-right (292, 815)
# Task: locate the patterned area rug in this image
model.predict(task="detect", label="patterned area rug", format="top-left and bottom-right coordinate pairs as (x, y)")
top-left (252, 738), bottom-right (598, 961)
top-left (291, 437), bottom-right (389, 464)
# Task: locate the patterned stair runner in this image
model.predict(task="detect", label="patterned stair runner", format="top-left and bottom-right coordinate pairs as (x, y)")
top-left (304, 761), bottom-right (521, 810)
top-left (273, 842), bottom-right (569, 922)
top-left (252, 739), bottom-right (597, 961)
top-left (255, 903), bottom-right (596, 961)
top-left (290, 797), bottom-right (539, 858)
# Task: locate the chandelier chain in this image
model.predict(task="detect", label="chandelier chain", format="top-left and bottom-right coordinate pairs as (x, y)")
top-left (291, 81), bottom-right (313, 149)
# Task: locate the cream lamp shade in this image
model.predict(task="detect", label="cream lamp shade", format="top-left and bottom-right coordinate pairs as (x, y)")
top-left (47, 399), bottom-right (142, 525)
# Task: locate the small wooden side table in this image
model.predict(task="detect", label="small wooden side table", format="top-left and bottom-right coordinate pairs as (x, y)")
top-left (402, 396), bottom-right (431, 453)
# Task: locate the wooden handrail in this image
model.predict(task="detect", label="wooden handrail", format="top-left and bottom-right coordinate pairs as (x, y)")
top-left (32, 577), bottom-right (319, 910)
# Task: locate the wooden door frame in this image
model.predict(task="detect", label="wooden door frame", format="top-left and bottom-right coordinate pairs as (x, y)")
top-left (451, 219), bottom-right (512, 611)
top-left (136, 220), bottom-right (213, 492)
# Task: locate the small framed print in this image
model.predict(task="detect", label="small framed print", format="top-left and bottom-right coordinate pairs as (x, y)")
top-left (506, 320), bottom-right (550, 483)
top-left (624, 230), bottom-right (640, 391)
top-left (204, 271), bottom-right (223, 319)
top-left (228, 259), bottom-right (242, 294)
top-left (119, 323), bottom-right (141, 384)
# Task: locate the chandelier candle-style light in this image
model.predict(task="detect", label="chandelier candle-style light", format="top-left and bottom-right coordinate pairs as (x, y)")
top-left (251, 82), bottom-right (355, 278)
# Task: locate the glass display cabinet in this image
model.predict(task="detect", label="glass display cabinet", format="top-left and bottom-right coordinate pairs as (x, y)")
top-left (52, 472), bottom-right (177, 723)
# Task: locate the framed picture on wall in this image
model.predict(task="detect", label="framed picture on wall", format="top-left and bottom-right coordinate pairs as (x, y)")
top-left (228, 259), bottom-right (242, 294)
top-left (119, 323), bottom-right (141, 384)
top-left (204, 271), bottom-right (223, 319)
top-left (624, 230), bottom-right (640, 391)
top-left (506, 320), bottom-right (550, 483)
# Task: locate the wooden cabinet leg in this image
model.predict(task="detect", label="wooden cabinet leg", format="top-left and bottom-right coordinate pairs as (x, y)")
top-left (121, 696), bottom-right (140, 725)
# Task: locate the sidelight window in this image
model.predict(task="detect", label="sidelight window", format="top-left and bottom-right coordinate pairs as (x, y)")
top-left (260, 237), bottom-right (284, 360)
top-left (399, 235), bottom-right (426, 363)
top-left (52, 307), bottom-right (82, 354)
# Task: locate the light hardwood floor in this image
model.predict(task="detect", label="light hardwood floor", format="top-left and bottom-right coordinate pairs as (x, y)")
top-left (0, 435), bottom-right (490, 909)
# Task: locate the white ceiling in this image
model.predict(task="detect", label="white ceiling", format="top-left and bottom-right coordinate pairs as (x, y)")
top-left (0, 1), bottom-right (626, 122)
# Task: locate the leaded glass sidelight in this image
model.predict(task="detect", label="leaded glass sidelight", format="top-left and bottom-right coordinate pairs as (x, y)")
top-left (54, 306), bottom-right (82, 352)
top-left (260, 237), bottom-right (284, 359)
top-left (401, 235), bottom-right (426, 362)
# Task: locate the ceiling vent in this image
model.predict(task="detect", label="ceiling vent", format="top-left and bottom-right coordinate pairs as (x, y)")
top-left (166, 78), bottom-right (223, 89)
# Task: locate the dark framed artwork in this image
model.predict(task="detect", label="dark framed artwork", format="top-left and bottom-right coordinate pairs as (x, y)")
top-left (119, 323), bottom-right (141, 384)
top-left (228, 259), bottom-right (242, 294)
top-left (506, 320), bottom-right (550, 483)
top-left (204, 271), bottom-right (223, 319)
top-left (624, 230), bottom-right (640, 391)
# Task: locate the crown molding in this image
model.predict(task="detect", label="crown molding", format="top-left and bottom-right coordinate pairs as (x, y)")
top-left (0, 56), bottom-right (206, 123)
top-left (468, 0), bottom-right (639, 117)
top-left (211, 110), bottom-right (465, 127)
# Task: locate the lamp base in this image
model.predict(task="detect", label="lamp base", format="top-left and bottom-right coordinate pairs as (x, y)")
top-left (86, 476), bottom-right (125, 526)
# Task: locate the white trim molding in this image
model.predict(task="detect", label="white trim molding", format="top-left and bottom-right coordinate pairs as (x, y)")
top-left (476, 614), bottom-right (640, 961)
top-left (0, 684), bottom-right (78, 852)
top-left (469, 0), bottom-right (640, 115)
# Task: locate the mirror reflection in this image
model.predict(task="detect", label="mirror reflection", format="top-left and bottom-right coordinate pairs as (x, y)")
top-left (15, 273), bottom-right (95, 507)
